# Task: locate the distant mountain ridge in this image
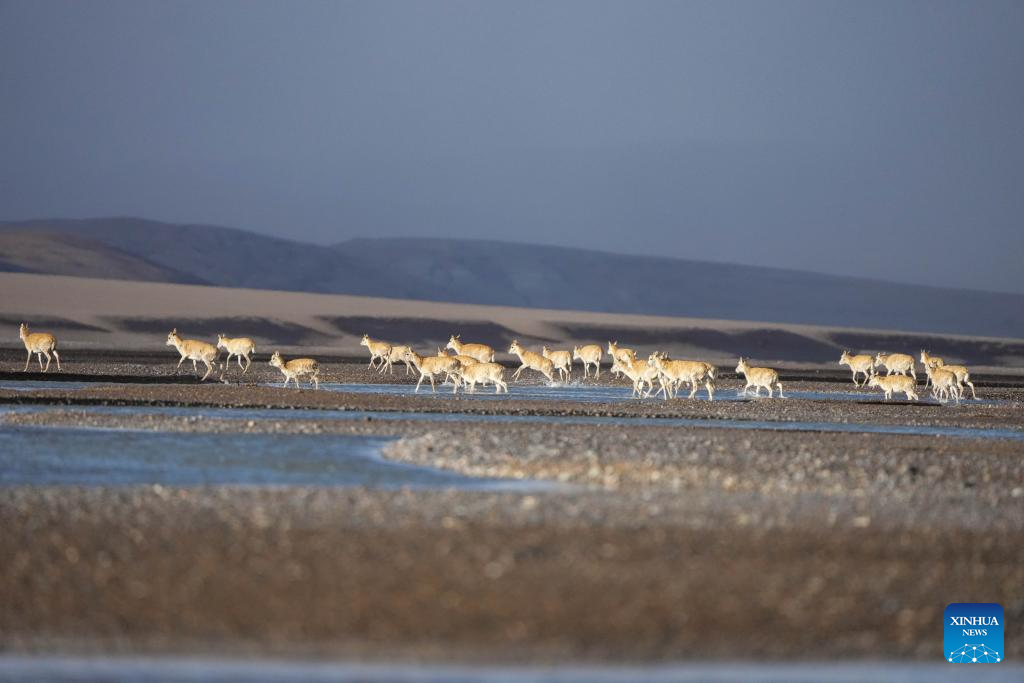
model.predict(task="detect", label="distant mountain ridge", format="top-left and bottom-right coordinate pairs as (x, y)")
top-left (1, 217), bottom-right (1022, 338)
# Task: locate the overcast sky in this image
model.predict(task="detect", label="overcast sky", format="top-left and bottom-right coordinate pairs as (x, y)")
top-left (1, 0), bottom-right (1022, 293)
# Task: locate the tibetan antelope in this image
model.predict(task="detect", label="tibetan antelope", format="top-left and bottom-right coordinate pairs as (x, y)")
top-left (572, 344), bottom-right (602, 378)
top-left (446, 335), bottom-right (496, 363)
top-left (216, 334), bottom-right (256, 374)
top-left (648, 352), bottom-right (716, 401)
top-left (360, 334), bottom-right (392, 370)
top-left (401, 349), bottom-right (461, 393)
top-left (920, 350), bottom-right (975, 398)
top-left (607, 341), bottom-right (636, 378)
top-left (269, 351), bottom-right (320, 389)
top-left (508, 340), bottom-right (555, 383)
top-left (939, 363), bottom-right (976, 400)
top-left (542, 346), bottom-right (573, 382)
top-left (925, 364), bottom-right (961, 403)
top-left (166, 329), bottom-right (219, 381)
top-left (867, 374), bottom-right (919, 402)
top-left (920, 349), bottom-right (944, 369)
top-left (455, 361), bottom-right (508, 394)
top-left (382, 344), bottom-right (414, 375)
top-left (619, 355), bottom-right (659, 398)
top-left (19, 323), bottom-right (61, 372)
top-left (609, 352), bottom-right (631, 379)
top-left (874, 352), bottom-right (916, 379)
top-left (839, 350), bottom-right (874, 386)
top-left (438, 347), bottom-right (479, 369)
top-left (735, 358), bottom-right (785, 398)
top-left (920, 350), bottom-right (945, 387)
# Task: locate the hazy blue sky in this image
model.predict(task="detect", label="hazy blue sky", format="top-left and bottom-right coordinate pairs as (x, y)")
top-left (2, 0), bottom-right (1022, 293)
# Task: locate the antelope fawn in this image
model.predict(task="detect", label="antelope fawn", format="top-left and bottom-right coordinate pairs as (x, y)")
top-left (360, 334), bottom-right (392, 370)
top-left (508, 340), bottom-right (555, 383)
top-left (867, 374), bottom-right (919, 402)
top-left (446, 335), bottom-right (496, 363)
top-left (19, 323), bottom-right (61, 372)
top-left (648, 352), bottom-right (716, 401)
top-left (401, 349), bottom-right (461, 393)
top-left (542, 346), bottom-right (573, 382)
top-left (269, 351), bottom-right (320, 389)
top-left (166, 329), bottom-right (219, 381)
top-left (735, 358), bottom-right (785, 398)
top-left (874, 352), bottom-right (916, 379)
top-left (839, 350), bottom-right (874, 386)
top-left (216, 334), bottom-right (256, 374)
top-left (572, 344), bottom-right (602, 378)
top-left (455, 360), bottom-right (508, 394)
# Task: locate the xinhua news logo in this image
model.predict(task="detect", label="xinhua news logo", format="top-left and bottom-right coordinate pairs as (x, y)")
top-left (945, 603), bottom-right (1004, 663)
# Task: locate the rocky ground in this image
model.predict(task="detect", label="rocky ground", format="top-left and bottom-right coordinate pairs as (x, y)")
top-left (0, 352), bottom-right (1022, 662)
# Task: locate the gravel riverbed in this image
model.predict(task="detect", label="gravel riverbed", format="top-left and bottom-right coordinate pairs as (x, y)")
top-left (1, 356), bottom-right (1022, 663)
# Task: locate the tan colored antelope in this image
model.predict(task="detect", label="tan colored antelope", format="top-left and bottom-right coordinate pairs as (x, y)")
top-left (920, 349), bottom-right (945, 387)
top-left (216, 334), bottom-right (256, 374)
top-left (606, 341), bottom-right (636, 378)
top-left (919, 350), bottom-right (975, 398)
top-left (619, 355), bottom-right (659, 398)
top-left (508, 340), bottom-right (555, 383)
top-left (19, 323), bottom-right (61, 372)
top-left (867, 374), bottom-right (919, 402)
top-left (925, 364), bottom-right (961, 403)
top-left (939, 364), bottom-right (976, 400)
top-left (401, 349), bottom-right (461, 393)
top-left (360, 334), bottom-right (392, 370)
top-left (572, 344), bottom-right (603, 378)
top-left (542, 346), bottom-right (573, 382)
top-left (438, 347), bottom-right (479, 369)
top-left (166, 329), bottom-right (219, 381)
top-left (608, 353), bottom-right (630, 379)
top-left (269, 351), bottom-right (320, 389)
top-left (735, 358), bottom-right (785, 398)
top-left (874, 352), bottom-right (916, 379)
top-left (839, 350), bottom-right (874, 386)
top-left (381, 344), bottom-right (414, 375)
top-left (455, 360), bottom-right (508, 394)
top-left (432, 348), bottom-right (466, 387)
top-left (446, 335), bottom-right (495, 363)
top-left (920, 349), bottom-right (944, 369)
top-left (648, 352), bottom-right (716, 401)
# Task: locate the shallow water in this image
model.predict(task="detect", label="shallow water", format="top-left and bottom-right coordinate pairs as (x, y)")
top-left (309, 382), bottom-right (1005, 406)
top-left (0, 656), bottom-right (1019, 682)
top-left (0, 426), bottom-right (551, 490)
top-left (319, 382), bottom-right (966, 404)
top-left (0, 379), bottom-right (1001, 406)
top-left (5, 404), bottom-right (1024, 442)
top-left (0, 380), bottom-right (114, 392)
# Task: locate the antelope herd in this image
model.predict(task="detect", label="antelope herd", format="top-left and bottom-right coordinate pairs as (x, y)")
top-left (12, 322), bottom-right (985, 403)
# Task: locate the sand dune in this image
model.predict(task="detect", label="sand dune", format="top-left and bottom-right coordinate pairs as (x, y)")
top-left (2, 272), bottom-right (1022, 368)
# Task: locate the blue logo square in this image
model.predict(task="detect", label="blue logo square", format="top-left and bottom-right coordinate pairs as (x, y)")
top-left (945, 603), bottom-right (1004, 663)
